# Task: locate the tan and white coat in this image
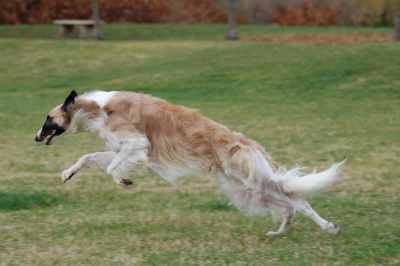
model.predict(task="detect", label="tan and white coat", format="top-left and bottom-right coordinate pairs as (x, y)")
top-left (35, 90), bottom-right (345, 235)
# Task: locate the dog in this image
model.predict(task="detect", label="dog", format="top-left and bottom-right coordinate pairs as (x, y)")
top-left (35, 90), bottom-right (345, 235)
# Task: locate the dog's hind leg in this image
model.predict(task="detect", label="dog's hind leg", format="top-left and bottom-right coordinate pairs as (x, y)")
top-left (268, 190), bottom-right (340, 234)
top-left (219, 174), bottom-right (295, 236)
top-left (265, 199), bottom-right (295, 236)
top-left (61, 151), bottom-right (125, 184)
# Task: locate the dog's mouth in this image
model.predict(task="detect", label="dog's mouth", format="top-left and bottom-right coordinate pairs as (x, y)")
top-left (35, 129), bottom-right (56, 144)
top-left (35, 127), bottom-right (65, 145)
top-left (44, 129), bottom-right (57, 145)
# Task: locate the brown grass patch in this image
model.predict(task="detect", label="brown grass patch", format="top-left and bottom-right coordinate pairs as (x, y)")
top-left (245, 32), bottom-right (393, 45)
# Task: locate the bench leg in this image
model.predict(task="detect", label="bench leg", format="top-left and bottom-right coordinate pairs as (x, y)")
top-left (59, 25), bottom-right (74, 38)
top-left (80, 25), bottom-right (94, 38)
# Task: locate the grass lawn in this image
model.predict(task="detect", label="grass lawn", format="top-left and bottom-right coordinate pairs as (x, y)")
top-left (0, 24), bottom-right (399, 265)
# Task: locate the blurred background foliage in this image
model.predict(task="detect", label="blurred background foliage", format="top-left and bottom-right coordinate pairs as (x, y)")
top-left (0, 0), bottom-right (399, 26)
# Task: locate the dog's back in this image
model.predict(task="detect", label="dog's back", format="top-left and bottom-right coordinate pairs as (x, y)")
top-left (99, 91), bottom-right (278, 183)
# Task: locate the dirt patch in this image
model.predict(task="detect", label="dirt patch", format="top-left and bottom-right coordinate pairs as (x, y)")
top-left (245, 33), bottom-right (393, 45)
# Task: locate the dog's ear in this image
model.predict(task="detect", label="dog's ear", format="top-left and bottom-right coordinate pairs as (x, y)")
top-left (62, 90), bottom-right (78, 112)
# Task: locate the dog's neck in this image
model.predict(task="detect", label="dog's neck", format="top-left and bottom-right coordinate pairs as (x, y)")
top-left (67, 107), bottom-right (121, 151)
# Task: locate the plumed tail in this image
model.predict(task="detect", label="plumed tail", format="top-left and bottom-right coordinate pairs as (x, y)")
top-left (219, 147), bottom-right (345, 216)
top-left (275, 159), bottom-right (346, 197)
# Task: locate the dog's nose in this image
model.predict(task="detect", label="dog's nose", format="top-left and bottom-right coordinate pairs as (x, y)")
top-left (35, 135), bottom-right (43, 142)
top-left (35, 128), bottom-right (43, 142)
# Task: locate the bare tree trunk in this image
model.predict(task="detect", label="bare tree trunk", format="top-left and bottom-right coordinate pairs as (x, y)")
top-left (395, 15), bottom-right (400, 41)
top-left (395, 1), bottom-right (400, 41)
top-left (92, 0), bottom-right (103, 40)
top-left (226, 0), bottom-right (238, 40)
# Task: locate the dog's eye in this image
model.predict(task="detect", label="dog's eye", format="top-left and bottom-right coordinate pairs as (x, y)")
top-left (44, 116), bottom-right (54, 126)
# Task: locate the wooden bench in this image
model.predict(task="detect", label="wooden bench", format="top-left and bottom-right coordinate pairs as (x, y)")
top-left (53, 20), bottom-right (103, 38)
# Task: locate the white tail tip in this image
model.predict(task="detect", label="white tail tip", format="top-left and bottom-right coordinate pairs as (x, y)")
top-left (282, 159), bottom-right (346, 196)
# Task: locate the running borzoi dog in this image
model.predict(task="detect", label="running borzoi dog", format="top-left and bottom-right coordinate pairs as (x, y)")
top-left (35, 90), bottom-right (345, 235)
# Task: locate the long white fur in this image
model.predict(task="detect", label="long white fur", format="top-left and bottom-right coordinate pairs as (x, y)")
top-left (79, 90), bottom-right (116, 108)
top-left (277, 160), bottom-right (346, 196)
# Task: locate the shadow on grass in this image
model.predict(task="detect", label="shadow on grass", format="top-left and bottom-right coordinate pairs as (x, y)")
top-left (0, 192), bottom-right (61, 211)
top-left (190, 199), bottom-right (233, 211)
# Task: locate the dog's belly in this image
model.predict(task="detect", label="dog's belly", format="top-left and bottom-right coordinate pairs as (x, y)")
top-left (147, 161), bottom-right (200, 183)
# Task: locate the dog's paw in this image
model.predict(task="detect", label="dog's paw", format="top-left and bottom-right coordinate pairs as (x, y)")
top-left (61, 170), bottom-right (75, 183)
top-left (118, 178), bottom-right (133, 188)
top-left (266, 231), bottom-right (281, 236)
top-left (325, 222), bottom-right (340, 234)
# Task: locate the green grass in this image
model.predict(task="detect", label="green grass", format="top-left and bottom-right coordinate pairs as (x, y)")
top-left (0, 23), bottom-right (393, 40)
top-left (0, 24), bottom-right (399, 265)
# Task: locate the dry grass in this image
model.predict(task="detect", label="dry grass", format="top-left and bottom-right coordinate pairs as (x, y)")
top-left (245, 32), bottom-right (393, 45)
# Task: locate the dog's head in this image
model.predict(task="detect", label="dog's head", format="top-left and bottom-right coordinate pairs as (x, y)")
top-left (35, 91), bottom-right (77, 145)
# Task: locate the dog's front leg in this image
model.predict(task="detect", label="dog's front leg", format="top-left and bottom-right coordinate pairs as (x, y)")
top-left (62, 151), bottom-right (116, 183)
top-left (106, 137), bottom-right (149, 185)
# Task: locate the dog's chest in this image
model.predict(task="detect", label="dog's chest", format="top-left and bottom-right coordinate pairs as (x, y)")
top-left (96, 129), bottom-right (121, 152)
